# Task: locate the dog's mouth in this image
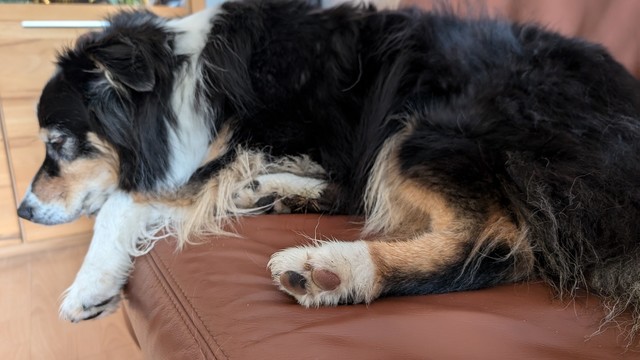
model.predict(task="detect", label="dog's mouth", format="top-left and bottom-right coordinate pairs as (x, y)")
top-left (17, 189), bottom-right (109, 225)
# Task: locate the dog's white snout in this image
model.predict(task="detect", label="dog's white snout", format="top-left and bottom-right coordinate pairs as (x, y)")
top-left (18, 190), bottom-right (77, 226)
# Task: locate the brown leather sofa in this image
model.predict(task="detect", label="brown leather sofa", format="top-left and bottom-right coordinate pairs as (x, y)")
top-left (123, 1), bottom-right (640, 359)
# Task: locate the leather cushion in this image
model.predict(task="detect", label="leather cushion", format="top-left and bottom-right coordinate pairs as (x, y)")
top-left (124, 215), bottom-right (632, 359)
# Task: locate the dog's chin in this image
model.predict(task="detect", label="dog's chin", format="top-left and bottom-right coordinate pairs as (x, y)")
top-left (29, 211), bottom-right (82, 226)
top-left (30, 204), bottom-right (102, 225)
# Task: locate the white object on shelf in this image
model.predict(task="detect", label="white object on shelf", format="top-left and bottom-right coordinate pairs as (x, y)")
top-left (21, 20), bottom-right (109, 29)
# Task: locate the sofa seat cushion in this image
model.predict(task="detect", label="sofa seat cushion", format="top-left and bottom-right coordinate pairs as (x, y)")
top-left (123, 215), bottom-right (630, 359)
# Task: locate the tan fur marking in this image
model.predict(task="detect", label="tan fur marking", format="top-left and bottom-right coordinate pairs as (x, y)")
top-left (201, 124), bottom-right (233, 166)
top-left (131, 187), bottom-right (197, 207)
top-left (469, 206), bottom-right (534, 280)
top-left (62, 158), bottom-right (118, 208)
top-left (86, 132), bottom-right (119, 171)
top-left (31, 132), bottom-right (119, 211)
top-left (396, 180), bottom-right (458, 233)
top-left (32, 174), bottom-right (67, 202)
top-left (32, 157), bottom-right (118, 208)
top-left (364, 122), bottom-right (458, 236)
top-left (364, 121), bottom-right (533, 284)
top-left (478, 207), bottom-right (521, 246)
top-left (368, 207), bottom-right (533, 285)
top-left (368, 230), bottom-right (469, 279)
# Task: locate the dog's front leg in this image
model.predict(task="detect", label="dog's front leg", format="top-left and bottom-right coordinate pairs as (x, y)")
top-left (59, 191), bottom-right (152, 322)
top-left (233, 173), bottom-right (334, 213)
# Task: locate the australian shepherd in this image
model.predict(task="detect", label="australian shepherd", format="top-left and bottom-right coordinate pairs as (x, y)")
top-left (17, 0), bottom-right (640, 338)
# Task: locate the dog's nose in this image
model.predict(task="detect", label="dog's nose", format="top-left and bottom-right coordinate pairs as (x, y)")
top-left (17, 203), bottom-right (34, 220)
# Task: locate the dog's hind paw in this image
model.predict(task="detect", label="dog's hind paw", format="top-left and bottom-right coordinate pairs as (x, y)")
top-left (268, 241), bottom-right (380, 307)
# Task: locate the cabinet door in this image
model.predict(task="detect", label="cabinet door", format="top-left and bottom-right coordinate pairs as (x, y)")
top-left (0, 113), bottom-right (21, 246)
top-left (0, 4), bottom-right (187, 242)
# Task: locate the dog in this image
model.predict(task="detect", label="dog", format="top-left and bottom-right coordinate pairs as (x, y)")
top-left (17, 0), bottom-right (640, 338)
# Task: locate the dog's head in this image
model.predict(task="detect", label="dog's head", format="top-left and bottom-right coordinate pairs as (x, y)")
top-left (17, 72), bottom-right (120, 225)
top-left (17, 11), bottom-right (179, 225)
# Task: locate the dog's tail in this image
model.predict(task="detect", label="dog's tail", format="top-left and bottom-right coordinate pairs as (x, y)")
top-left (588, 248), bottom-right (640, 337)
top-left (501, 149), bottom-right (640, 345)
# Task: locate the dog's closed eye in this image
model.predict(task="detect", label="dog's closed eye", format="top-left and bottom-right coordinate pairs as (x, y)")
top-left (49, 135), bottom-right (67, 152)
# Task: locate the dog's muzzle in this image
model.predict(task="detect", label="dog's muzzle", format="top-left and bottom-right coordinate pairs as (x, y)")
top-left (16, 191), bottom-right (79, 225)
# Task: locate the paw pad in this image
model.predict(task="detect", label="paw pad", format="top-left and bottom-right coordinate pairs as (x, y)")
top-left (279, 268), bottom-right (342, 296)
top-left (311, 269), bottom-right (341, 290)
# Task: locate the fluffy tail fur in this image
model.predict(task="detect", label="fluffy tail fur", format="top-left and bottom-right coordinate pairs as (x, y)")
top-left (502, 122), bottom-right (640, 344)
top-left (589, 249), bottom-right (640, 337)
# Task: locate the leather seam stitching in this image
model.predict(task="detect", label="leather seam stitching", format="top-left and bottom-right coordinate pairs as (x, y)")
top-left (155, 247), bottom-right (231, 360)
top-left (147, 250), bottom-right (224, 360)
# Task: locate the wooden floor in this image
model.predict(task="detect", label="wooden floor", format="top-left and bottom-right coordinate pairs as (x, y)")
top-left (0, 242), bottom-right (142, 360)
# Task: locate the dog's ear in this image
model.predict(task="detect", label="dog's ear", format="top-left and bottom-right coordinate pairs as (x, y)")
top-left (88, 38), bottom-right (156, 92)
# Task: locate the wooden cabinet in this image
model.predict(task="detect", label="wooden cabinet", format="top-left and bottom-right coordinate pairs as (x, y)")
top-left (0, 3), bottom-right (190, 255)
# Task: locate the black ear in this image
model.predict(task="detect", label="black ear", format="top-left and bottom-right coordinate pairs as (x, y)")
top-left (88, 39), bottom-right (156, 92)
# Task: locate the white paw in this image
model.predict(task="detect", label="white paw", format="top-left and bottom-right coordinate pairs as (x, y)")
top-left (59, 275), bottom-right (125, 322)
top-left (233, 173), bottom-right (328, 213)
top-left (268, 241), bottom-right (379, 307)
top-left (233, 179), bottom-right (287, 212)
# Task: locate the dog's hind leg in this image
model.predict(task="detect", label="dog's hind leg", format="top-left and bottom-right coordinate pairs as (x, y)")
top-left (269, 140), bottom-right (534, 306)
top-left (269, 125), bottom-right (534, 306)
top-left (268, 203), bottom-right (533, 307)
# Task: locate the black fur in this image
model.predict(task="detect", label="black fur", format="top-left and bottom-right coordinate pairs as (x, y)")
top-left (53, 11), bottom-right (186, 191)
top-left (196, 0), bottom-right (640, 331)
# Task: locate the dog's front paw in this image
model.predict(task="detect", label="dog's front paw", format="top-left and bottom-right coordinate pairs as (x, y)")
top-left (59, 280), bottom-right (123, 322)
top-left (233, 179), bottom-right (287, 213)
top-left (268, 241), bottom-right (380, 307)
top-left (233, 174), bottom-right (329, 213)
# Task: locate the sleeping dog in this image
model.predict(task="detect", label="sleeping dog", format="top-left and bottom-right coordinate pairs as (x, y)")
top-left (17, 0), bottom-right (640, 337)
